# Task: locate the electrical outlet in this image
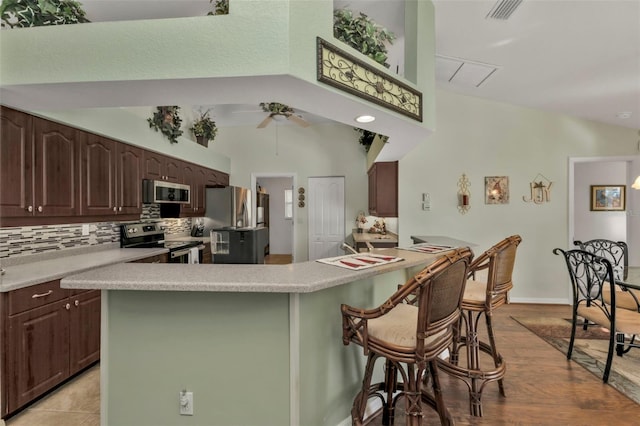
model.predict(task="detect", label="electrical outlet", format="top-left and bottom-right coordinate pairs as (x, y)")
top-left (179, 391), bottom-right (193, 416)
top-left (81, 224), bottom-right (90, 236)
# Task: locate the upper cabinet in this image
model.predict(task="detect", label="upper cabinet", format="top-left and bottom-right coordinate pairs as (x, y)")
top-left (1, 106), bottom-right (229, 226)
top-left (144, 151), bottom-right (181, 183)
top-left (368, 161), bottom-right (398, 217)
top-left (1, 107), bottom-right (80, 225)
top-left (80, 133), bottom-right (143, 217)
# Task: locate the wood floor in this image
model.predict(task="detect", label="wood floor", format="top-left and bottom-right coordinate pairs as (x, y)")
top-left (366, 303), bottom-right (640, 425)
top-left (264, 254), bottom-right (293, 264)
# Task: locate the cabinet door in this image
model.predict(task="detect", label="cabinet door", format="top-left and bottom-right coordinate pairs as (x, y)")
top-left (164, 157), bottom-right (182, 182)
top-left (205, 169), bottom-right (229, 187)
top-left (368, 162), bottom-right (398, 217)
top-left (7, 301), bottom-right (70, 413)
top-left (33, 117), bottom-right (80, 217)
top-left (0, 107), bottom-right (33, 221)
top-left (81, 133), bottom-right (117, 216)
top-left (68, 290), bottom-right (101, 375)
top-left (116, 143), bottom-right (143, 214)
top-left (181, 162), bottom-right (197, 216)
top-left (143, 151), bottom-right (164, 181)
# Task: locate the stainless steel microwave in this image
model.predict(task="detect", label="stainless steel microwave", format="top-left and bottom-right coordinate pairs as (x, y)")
top-left (143, 179), bottom-right (191, 204)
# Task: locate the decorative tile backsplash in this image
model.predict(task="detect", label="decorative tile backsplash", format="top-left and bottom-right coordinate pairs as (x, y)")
top-left (0, 204), bottom-right (195, 260)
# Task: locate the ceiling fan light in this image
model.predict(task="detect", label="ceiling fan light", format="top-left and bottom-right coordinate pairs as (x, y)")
top-left (632, 176), bottom-right (640, 190)
top-left (355, 115), bottom-right (375, 123)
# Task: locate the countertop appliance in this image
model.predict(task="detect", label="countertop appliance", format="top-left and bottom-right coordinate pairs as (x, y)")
top-left (204, 186), bottom-right (252, 230)
top-left (120, 222), bottom-right (204, 263)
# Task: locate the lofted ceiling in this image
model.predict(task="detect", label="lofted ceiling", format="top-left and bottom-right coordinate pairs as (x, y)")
top-left (3, 0), bottom-right (639, 137)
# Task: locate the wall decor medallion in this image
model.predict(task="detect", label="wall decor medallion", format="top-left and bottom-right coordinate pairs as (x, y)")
top-left (485, 176), bottom-right (509, 204)
top-left (590, 185), bottom-right (626, 211)
top-left (316, 37), bottom-right (422, 122)
top-left (523, 173), bottom-right (553, 204)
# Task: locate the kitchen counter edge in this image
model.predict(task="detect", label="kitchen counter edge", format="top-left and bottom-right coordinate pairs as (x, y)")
top-left (61, 248), bottom-right (449, 294)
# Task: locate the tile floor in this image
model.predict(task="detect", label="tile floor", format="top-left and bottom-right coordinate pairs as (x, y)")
top-left (5, 364), bottom-right (100, 426)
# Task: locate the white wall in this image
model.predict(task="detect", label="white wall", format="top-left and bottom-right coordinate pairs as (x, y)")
top-left (399, 89), bottom-right (639, 304)
top-left (574, 161), bottom-right (628, 242)
top-left (257, 177), bottom-right (294, 254)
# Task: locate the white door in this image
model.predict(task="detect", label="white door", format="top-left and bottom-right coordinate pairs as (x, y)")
top-left (308, 177), bottom-right (345, 261)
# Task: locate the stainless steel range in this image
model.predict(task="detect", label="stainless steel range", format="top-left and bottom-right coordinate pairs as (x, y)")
top-left (120, 222), bottom-right (204, 263)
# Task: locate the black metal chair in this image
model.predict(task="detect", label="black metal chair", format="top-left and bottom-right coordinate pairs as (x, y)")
top-left (341, 247), bottom-right (473, 426)
top-left (553, 248), bottom-right (640, 382)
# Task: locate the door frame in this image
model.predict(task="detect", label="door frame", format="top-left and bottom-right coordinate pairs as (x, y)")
top-left (251, 172), bottom-right (297, 262)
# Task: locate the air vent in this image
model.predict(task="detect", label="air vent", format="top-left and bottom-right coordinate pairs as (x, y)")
top-left (486, 0), bottom-right (523, 20)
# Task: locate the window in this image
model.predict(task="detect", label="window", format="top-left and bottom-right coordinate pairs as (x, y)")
top-left (284, 188), bottom-right (293, 219)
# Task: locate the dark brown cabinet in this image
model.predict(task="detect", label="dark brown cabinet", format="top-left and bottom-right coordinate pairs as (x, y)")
top-left (181, 161), bottom-right (207, 216)
top-left (80, 133), bottom-right (143, 217)
top-left (144, 151), bottom-right (182, 182)
top-left (1, 280), bottom-right (100, 417)
top-left (0, 107), bottom-right (80, 225)
top-left (368, 161), bottom-right (398, 217)
top-left (130, 253), bottom-right (169, 263)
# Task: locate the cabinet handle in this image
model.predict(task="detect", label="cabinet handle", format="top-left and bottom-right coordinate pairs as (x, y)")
top-left (27, 205), bottom-right (33, 212)
top-left (64, 303), bottom-right (71, 310)
top-left (113, 206), bottom-right (117, 212)
top-left (74, 300), bottom-right (80, 307)
top-left (32, 290), bottom-right (53, 299)
top-left (37, 206), bottom-right (43, 212)
top-left (118, 206), bottom-right (122, 212)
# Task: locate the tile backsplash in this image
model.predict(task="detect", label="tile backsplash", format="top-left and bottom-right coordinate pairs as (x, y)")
top-left (0, 204), bottom-right (195, 260)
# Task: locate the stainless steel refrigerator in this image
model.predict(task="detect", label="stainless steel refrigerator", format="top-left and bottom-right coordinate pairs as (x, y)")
top-left (203, 186), bottom-right (252, 230)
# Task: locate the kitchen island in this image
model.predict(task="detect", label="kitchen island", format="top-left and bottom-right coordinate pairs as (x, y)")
top-left (61, 244), bottom-right (470, 426)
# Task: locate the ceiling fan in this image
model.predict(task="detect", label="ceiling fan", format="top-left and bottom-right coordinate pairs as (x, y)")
top-left (257, 102), bottom-right (310, 128)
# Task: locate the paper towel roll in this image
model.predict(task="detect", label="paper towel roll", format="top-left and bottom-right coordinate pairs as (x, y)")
top-left (188, 247), bottom-right (200, 264)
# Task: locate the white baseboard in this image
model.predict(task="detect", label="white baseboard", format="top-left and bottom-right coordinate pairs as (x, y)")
top-left (336, 398), bottom-right (383, 426)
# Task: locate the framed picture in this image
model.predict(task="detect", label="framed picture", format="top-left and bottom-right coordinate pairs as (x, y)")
top-left (590, 185), bottom-right (626, 211)
top-left (485, 176), bottom-right (509, 204)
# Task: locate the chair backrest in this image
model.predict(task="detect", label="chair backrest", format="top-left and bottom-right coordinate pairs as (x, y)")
top-left (573, 239), bottom-right (628, 281)
top-left (553, 248), bottom-right (616, 316)
top-left (411, 248), bottom-right (473, 359)
top-left (471, 235), bottom-right (522, 299)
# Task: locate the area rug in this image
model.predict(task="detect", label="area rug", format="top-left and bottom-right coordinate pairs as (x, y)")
top-left (512, 316), bottom-right (640, 404)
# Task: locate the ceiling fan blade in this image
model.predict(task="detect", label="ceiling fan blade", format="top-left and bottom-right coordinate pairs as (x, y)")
top-left (287, 114), bottom-right (310, 128)
top-left (257, 115), bottom-right (273, 128)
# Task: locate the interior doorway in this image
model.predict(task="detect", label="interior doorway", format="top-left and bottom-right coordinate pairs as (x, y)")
top-left (252, 173), bottom-right (296, 263)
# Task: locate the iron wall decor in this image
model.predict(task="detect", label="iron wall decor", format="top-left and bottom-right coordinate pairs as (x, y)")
top-left (316, 37), bottom-right (422, 122)
top-left (590, 185), bottom-right (626, 211)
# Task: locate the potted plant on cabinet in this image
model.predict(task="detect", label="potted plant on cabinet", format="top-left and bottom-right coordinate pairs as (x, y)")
top-left (1, 0), bottom-right (90, 28)
top-left (190, 110), bottom-right (218, 147)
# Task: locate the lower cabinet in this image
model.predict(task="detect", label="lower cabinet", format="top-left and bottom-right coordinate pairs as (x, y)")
top-left (1, 280), bottom-right (101, 417)
top-left (202, 242), bottom-right (212, 264)
top-left (130, 253), bottom-right (169, 264)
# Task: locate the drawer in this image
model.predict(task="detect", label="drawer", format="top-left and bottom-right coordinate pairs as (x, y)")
top-left (8, 280), bottom-right (69, 316)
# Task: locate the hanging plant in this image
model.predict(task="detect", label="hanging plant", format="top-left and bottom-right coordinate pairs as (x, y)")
top-left (333, 8), bottom-right (395, 68)
top-left (190, 110), bottom-right (218, 147)
top-left (355, 128), bottom-right (388, 153)
top-left (148, 106), bottom-right (183, 144)
top-left (0, 0), bottom-right (90, 28)
top-left (207, 0), bottom-right (229, 16)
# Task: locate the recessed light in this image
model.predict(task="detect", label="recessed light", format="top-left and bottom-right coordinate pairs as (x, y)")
top-left (355, 115), bottom-right (375, 123)
top-left (616, 111), bottom-right (632, 119)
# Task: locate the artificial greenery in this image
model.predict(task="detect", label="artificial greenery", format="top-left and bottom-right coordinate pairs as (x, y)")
top-left (190, 110), bottom-right (218, 143)
top-left (333, 8), bottom-right (395, 68)
top-left (207, 0), bottom-right (229, 16)
top-left (355, 128), bottom-right (388, 153)
top-left (148, 106), bottom-right (183, 144)
top-left (260, 102), bottom-right (294, 115)
top-left (0, 0), bottom-right (90, 28)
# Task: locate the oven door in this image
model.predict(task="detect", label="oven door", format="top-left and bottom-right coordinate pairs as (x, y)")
top-left (169, 245), bottom-right (205, 264)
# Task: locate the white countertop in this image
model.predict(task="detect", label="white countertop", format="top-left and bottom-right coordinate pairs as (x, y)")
top-left (61, 248), bottom-right (447, 294)
top-left (0, 246), bottom-right (168, 292)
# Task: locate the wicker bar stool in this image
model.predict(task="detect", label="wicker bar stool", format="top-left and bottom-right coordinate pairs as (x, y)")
top-left (341, 247), bottom-right (473, 425)
top-left (438, 235), bottom-right (521, 417)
